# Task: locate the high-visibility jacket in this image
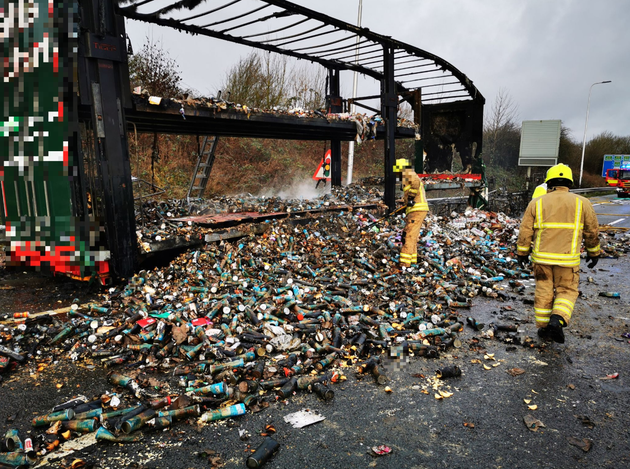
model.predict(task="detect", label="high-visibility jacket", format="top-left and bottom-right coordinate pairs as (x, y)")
top-left (517, 186), bottom-right (600, 267)
top-left (402, 169), bottom-right (429, 214)
top-left (531, 183), bottom-right (547, 199)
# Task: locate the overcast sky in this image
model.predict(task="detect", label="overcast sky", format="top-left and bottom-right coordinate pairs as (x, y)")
top-left (125, 0), bottom-right (629, 143)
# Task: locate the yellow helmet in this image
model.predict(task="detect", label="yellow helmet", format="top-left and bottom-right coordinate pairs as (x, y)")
top-left (545, 163), bottom-right (573, 183)
top-left (393, 158), bottom-right (411, 173)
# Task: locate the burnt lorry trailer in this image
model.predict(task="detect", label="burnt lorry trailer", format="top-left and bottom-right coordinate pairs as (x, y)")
top-left (0, 0), bottom-right (484, 280)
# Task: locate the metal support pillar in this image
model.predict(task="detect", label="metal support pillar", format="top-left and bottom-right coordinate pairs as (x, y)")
top-left (79, 0), bottom-right (137, 278)
top-left (382, 46), bottom-right (397, 212)
top-left (328, 68), bottom-right (343, 187)
top-left (412, 89), bottom-right (423, 174)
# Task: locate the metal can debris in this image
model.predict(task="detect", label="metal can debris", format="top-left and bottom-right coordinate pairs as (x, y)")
top-left (246, 436), bottom-right (280, 469)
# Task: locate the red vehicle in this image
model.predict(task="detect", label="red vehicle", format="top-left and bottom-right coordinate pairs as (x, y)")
top-left (605, 161), bottom-right (630, 198)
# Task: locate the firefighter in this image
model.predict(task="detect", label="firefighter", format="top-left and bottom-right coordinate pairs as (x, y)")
top-left (394, 159), bottom-right (429, 268)
top-left (531, 181), bottom-right (547, 199)
top-left (516, 163), bottom-right (600, 343)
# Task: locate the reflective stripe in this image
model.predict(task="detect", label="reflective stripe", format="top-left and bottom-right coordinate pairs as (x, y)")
top-left (517, 245), bottom-right (530, 253)
top-left (533, 251), bottom-right (580, 259)
top-left (531, 196), bottom-right (583, 266)
top-left (553, 299), bottom-right (574, 317)
top-left (554, 298), bottom-right (574, 308)
top-left (533, 198), bottom-right (543, 252)
top-left (553, 304), bottom-right (573, 317)
top-left (586, 244), bottom-right (600, 253)
top-left (540, 222), bottom-right (583, 229)
top-left (570, 199), bottom-right (582, 255)
top-left (535, 316), bottom-right (550, 324)
top-left (403, 185), bottom-right (411, 192)
top-left (535, 198), bottom-right (543, 230)
top-left (531, 253), bottom-right (580, 266)
top-left (400, 253), bottom-right (413, 260)
top-left (534, 307), bottom-right (552, 314)
top-left (407, 203), bottom-right (429, 214)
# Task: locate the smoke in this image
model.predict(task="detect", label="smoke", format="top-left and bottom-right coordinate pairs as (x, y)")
top-left (260, 178), bottom-right (332, 200)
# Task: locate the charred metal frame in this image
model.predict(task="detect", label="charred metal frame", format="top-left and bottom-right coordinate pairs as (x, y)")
top-left (78, 0), bottom-right (485, 276)
top-left (116, 0), bottom-right (485, 206)
top-left (78, 0), bottom-right (138, 277)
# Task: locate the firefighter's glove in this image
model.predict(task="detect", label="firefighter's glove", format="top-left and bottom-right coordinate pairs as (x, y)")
top-left (517, 255), bottom-right (529, 268)
top-left (586, 256), bottom-right (599, 269)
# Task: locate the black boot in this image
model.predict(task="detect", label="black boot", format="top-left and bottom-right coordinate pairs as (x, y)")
top-left (537, 327), bottom-right (553, 341)
top-left (546, 314), bottom-right (566, 344)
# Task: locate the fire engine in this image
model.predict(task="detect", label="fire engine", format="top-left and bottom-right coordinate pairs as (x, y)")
top-left (605, 161), bottom-right (630, 198)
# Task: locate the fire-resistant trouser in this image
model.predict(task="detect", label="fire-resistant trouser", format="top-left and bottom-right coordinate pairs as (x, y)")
top-left (533, 264), bottom-right (579, 328)
top-left (400, 211), bottom-right (427, 267)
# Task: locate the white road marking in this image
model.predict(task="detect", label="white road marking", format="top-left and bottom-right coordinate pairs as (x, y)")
top-left (609, 218), bottom-right (625, 226)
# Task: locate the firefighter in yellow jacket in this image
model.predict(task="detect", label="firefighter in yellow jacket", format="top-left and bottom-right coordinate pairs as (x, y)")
top-left (394, 159), bottom-right (429, 268)
top-left (516, 163), bottom-right (600, 343)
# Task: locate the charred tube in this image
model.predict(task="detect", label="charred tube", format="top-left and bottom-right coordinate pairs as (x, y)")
top-left (61, 419), bottom-right (98, 433)
top-left (199, 403), bottom-right (246, 423)
top-left (73, 408), bottom-right (103, 420)
top-left (149, 396), bottom-right (172, 410)
top-left (146, 415), bottom-right (172, 431)
top-left (157, 405), bottom-right (201, 421)
top-left (246, 437), bottom-right (280, 469)
top-left (0, 451), bottom-right (37, 466)
top-left (4, 429), bottom-right (21, 451)
top-left (32, 409), bottom-right (75, 427)
top-left (188, 382), bottom-right (225, 395)
top-left (277, 376), bottom-right (298, 398)
top-left (312, 382), bottom-right (334, 401)
top-left (100, 404), bottom-right (143, 422)
top-left (121, 409), bottom-right (157, 434)
top-left (95, 427), bottom-right (143, 443)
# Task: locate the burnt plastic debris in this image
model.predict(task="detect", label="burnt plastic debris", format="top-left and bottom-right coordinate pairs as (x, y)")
top-left (466, 317), bottom-right (484, 331)
top-left (4, 429), bottom-right (21, 451)
top-left (436, 365), bottom-right (462, 379)
top-left (312, 382), bottom-right (334, 401)
top-left (0, 450), bottom-right (38, 466)
top-left (246, 436), bottom-right (280, 469)
top-left (598, 292), bottom-right (621, 298)
top-left (10, 192), bottom-right (619, 462)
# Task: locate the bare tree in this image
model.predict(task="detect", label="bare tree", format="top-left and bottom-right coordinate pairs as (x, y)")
top-left (483, 88), bottom-right (520, 168)
top-left (221, 52), bottom-right (261, 105)
top-left (220, 50), bottom-right (326, 110)
top-left (286, 63), bottom-right (327, 110)
top-left (128, 36), bottom-right (183, 99)
top-left (128, 36), bottom-right (186, 186)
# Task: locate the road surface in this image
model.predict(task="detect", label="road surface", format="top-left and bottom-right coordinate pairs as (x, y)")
top-left (590, 193), bottom-right (630, 229)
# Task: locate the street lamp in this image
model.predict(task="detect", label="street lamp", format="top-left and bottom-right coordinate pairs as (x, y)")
top-left (579, 80), bottom-right (611, 187)
top-left (346, 0), bottom-right (363, 185)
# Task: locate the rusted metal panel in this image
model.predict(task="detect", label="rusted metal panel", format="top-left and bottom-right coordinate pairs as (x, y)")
top-left (172, 203), bottom-right (381, 227)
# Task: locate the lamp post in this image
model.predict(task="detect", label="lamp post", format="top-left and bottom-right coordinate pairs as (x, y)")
top-left (346, 0), bottom-right (363, 185)
top-left (579, 80), bottom-right (611, 187)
